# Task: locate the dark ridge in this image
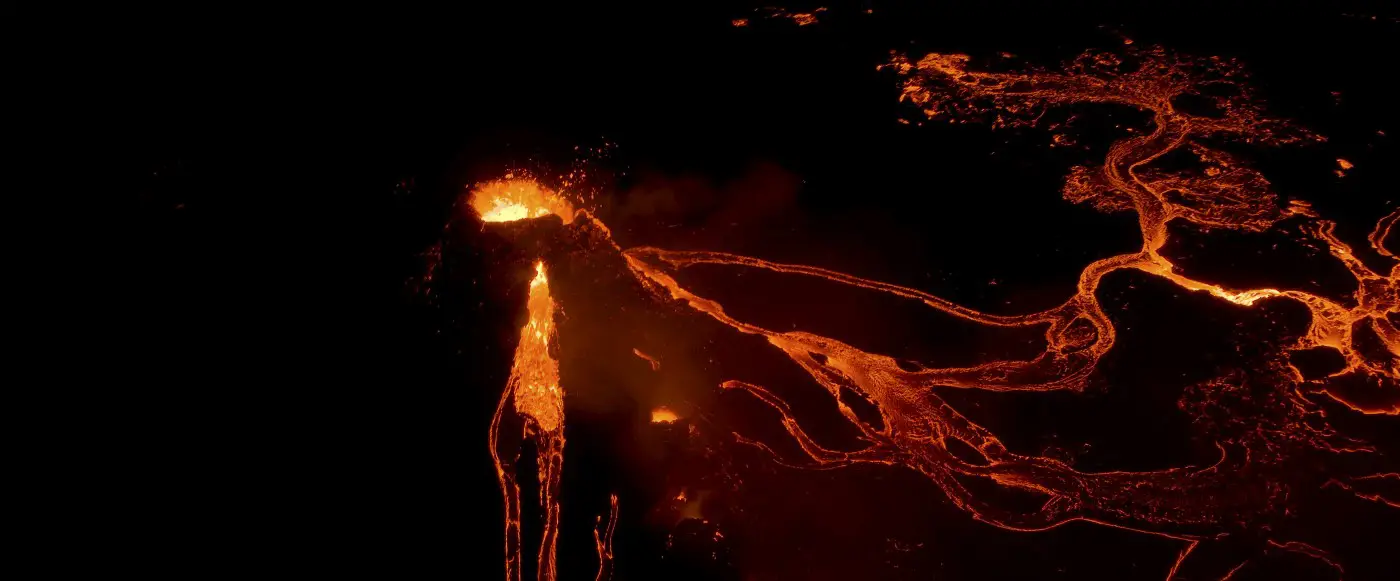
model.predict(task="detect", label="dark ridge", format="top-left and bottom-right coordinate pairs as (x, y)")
top-left (896, 358), bottom-right (925, 372)
top-left (838, 386), bottom-right (886, 433)
top-left (1288, 346), bottom-right (1347, 380)
top-left (1171, 92), bottom-right (1227, 118)
top-left (944, 436), bottom-right (990, 467)
top-left (949, 471), bottom-right (1052, 515)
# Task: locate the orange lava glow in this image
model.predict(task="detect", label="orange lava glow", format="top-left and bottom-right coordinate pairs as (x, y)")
top-left (513, 263), bottom-right (564, 432)
top-left (1336, 158), bottom-right (1355, 177)
top-left (615, 46), bottom-right (1398, 576)
top-left (471, 179), bottom-right (576, 224)
top-left (632, 348), bottom-right (661, 371)
top-left (593, 494), bottom-right (619, 581)
top-left (472, 43), bottom-right (1398, 580)
top-left (490, 261), bottom-right (566, 581)
top-left (748, 6), bottom-right (826, 27)
top-left (651, 407), bottom-right (680, 424)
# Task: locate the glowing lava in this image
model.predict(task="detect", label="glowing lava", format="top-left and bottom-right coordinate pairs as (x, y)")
top-left (471, 179), bottom-right (576, 224)
top-left (632, 348), bottom-right (661, 371)
top-left (490, 261), bottom-right (566, 581)
top-left (615, 45), bottom-right (1398, 577)
top-left (651, 407), bottom-right (680, 424)
top-left (465, 43), bottom-right (1398, 581)
top-left (593, 494), bottom-right (619, 581)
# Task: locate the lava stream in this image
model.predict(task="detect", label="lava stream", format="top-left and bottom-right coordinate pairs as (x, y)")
top-left (464, 44), bottom-right (1398, 580)
top-left (615, 46), bottom-right (1397, 575)
top-left (489, 262), bottom-right (566, 581)
top-left (593, 494), bottom-right (619, 581)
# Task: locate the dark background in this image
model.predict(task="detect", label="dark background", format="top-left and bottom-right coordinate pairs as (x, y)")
top-left (81, 1), bottom-right (1397, 578)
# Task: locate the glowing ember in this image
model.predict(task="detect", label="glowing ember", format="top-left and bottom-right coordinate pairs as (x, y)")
top-left (471, 179), bottom-right (575, 224)
top-left (1336, 158), bottom-right (1355, 177)
top-left (651, 407), bottom-right (680, 424)
top-left (749, 6), bottom-right (825, 27)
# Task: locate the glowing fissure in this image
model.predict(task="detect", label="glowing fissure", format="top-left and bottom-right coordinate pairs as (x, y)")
top-left (471, 45), bottom-right (1397, 579)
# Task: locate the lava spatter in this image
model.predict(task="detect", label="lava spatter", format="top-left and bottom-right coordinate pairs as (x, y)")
top-left (472, 179), bottom-right (576, 224)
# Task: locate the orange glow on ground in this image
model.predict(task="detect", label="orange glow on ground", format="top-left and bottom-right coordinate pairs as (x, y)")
top-left (650, 407), bottom-right (680, 424)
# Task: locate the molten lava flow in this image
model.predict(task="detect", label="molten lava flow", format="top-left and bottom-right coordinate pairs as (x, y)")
top-left (490, 262), bottom-right (566, 581)
top-left (512, 263), bottom-right (565, 432)
top-left (632, 348), bottom-right (661, 371)
top-left (472, 179), bottom-right (576, 224)
top-left (593, 494), bottom-right (619, 581)
top-left (467, 43), bottom-right (1396, 581)
top-left (612, 46), bottom-right (1398, 577)
top-left (650, 407), bottom-right (680, 424)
